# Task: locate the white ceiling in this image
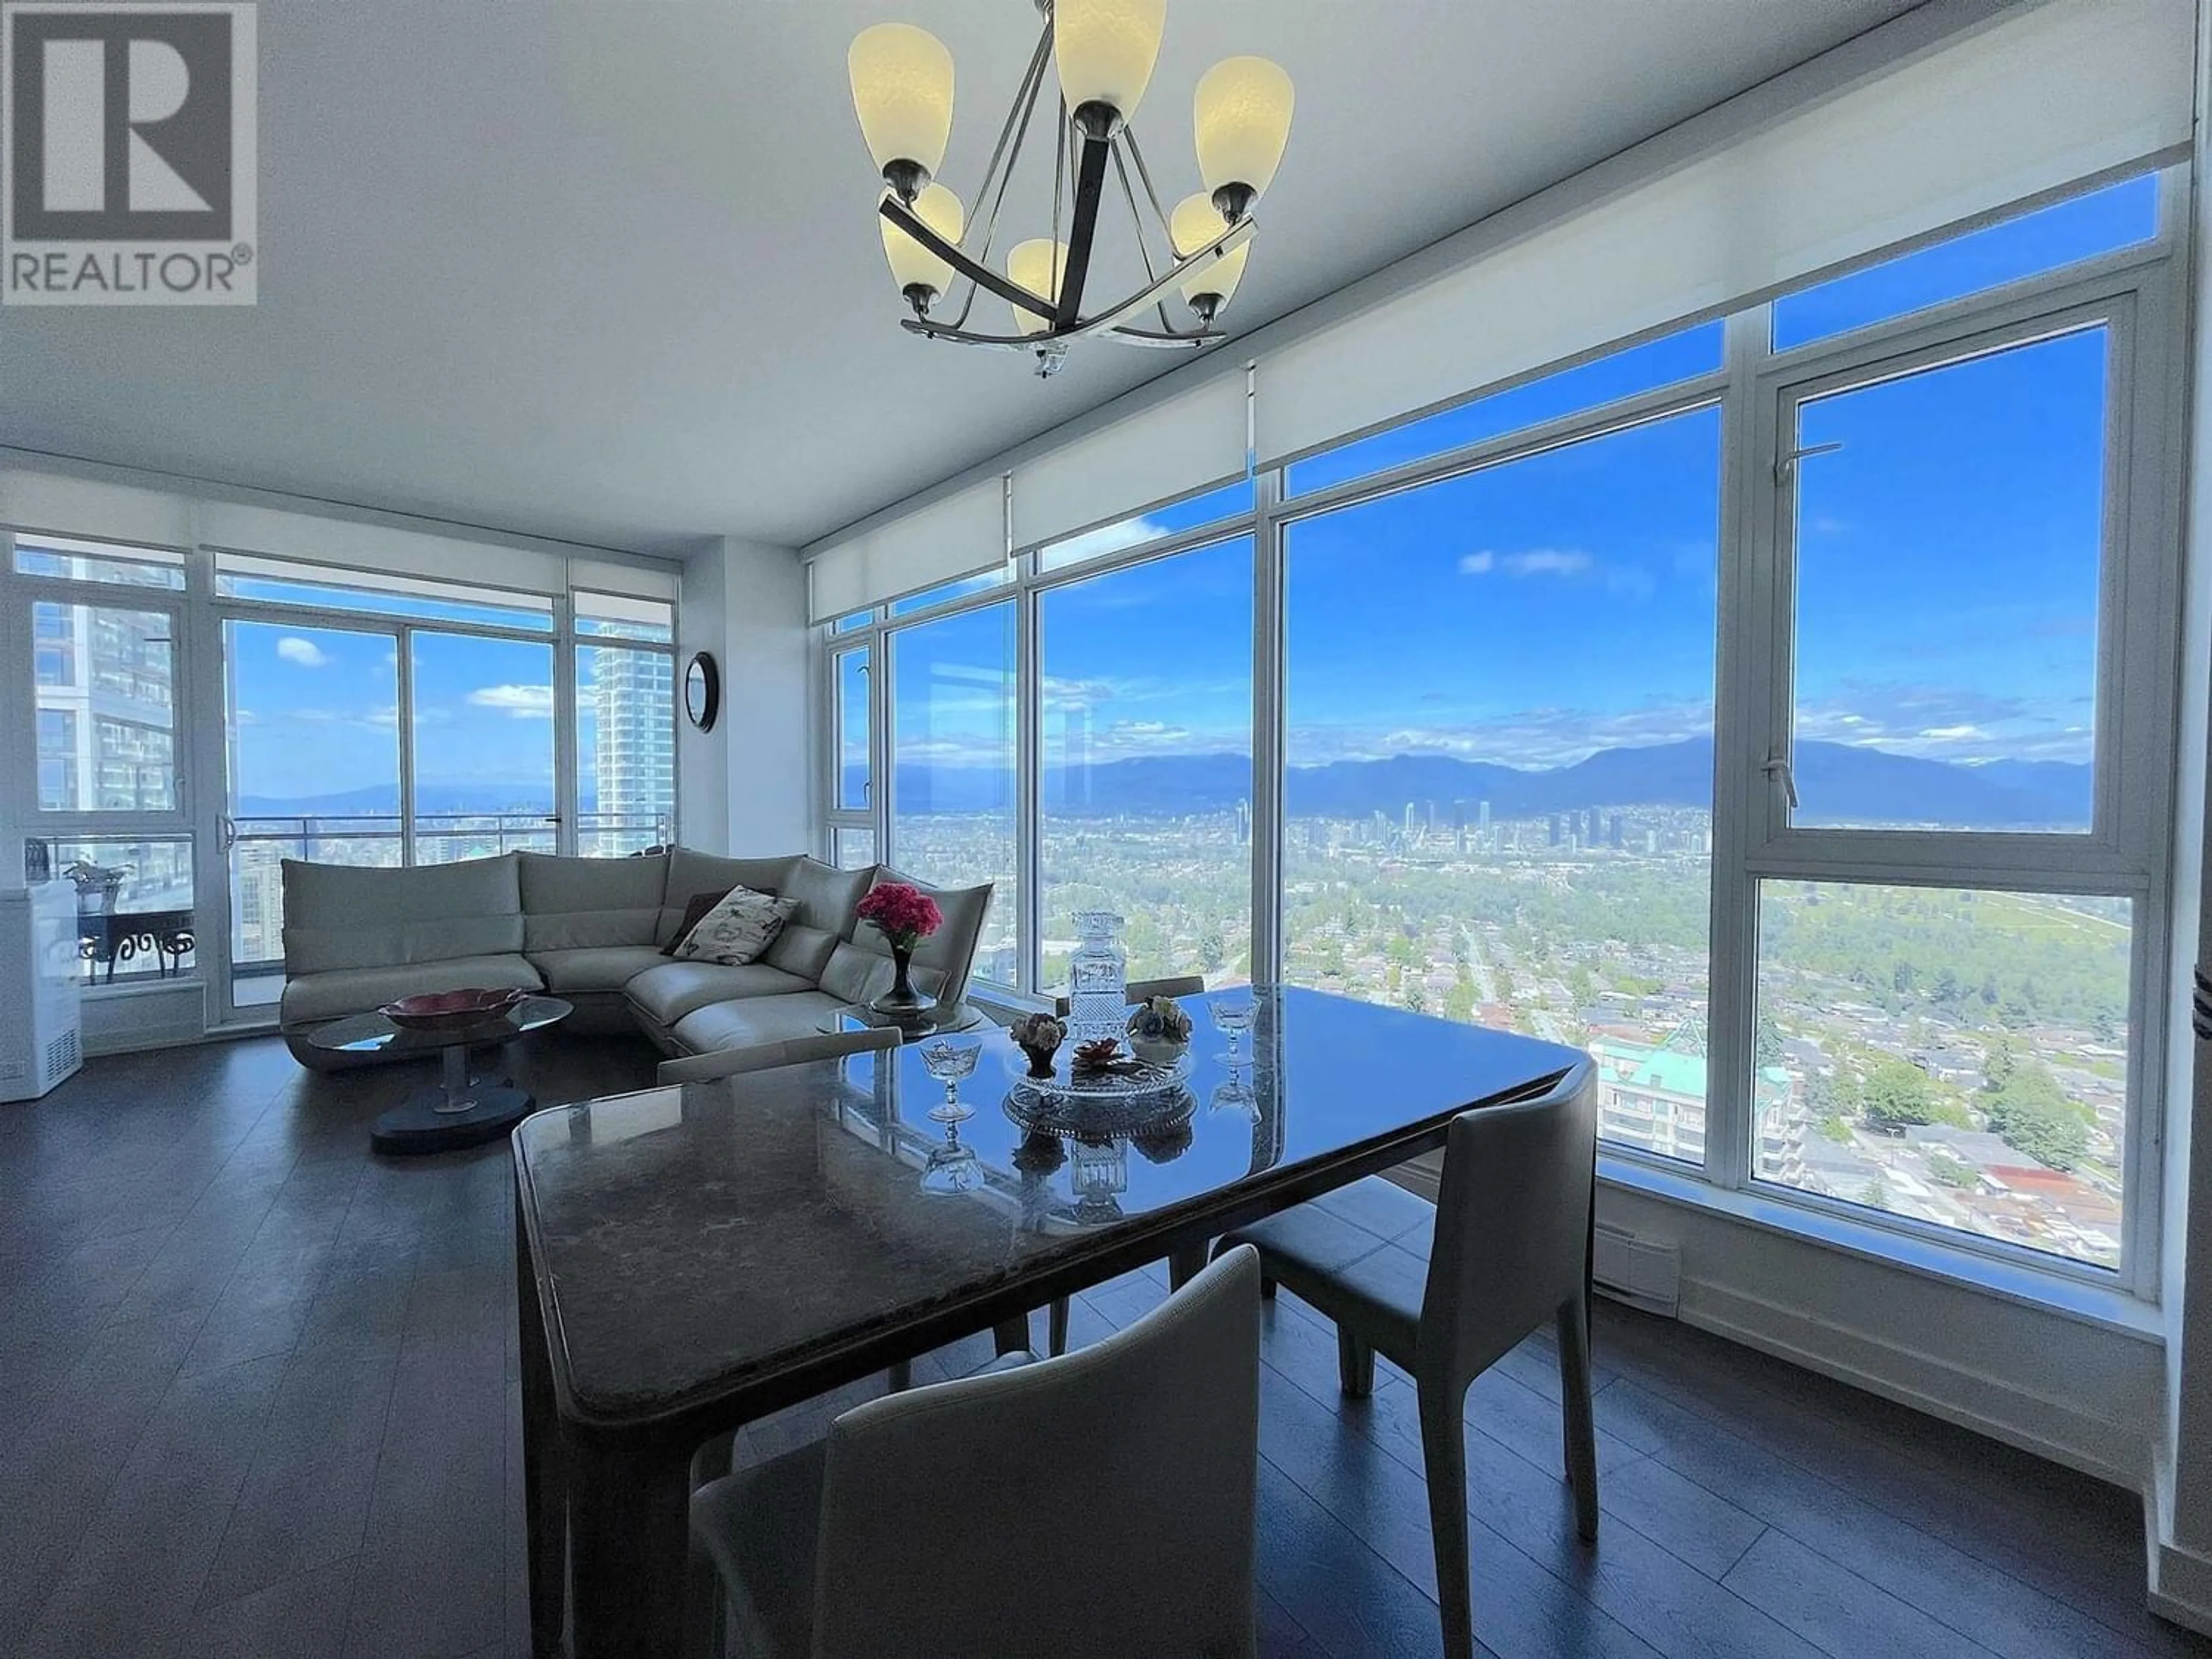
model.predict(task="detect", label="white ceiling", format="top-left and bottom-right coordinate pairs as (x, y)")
top-left (0, 0), bottom-right (1922, 557)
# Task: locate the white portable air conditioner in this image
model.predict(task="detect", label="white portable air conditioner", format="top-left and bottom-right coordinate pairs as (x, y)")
top-left (0, 882), bottom-right (84, 1101)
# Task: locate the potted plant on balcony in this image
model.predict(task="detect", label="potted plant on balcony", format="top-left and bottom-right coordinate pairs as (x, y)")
top-left (857, 881), bottom-right (942, 1016)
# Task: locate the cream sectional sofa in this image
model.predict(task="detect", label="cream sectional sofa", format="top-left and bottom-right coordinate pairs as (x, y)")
top-left (278, 848), bottom-right (993, 1071)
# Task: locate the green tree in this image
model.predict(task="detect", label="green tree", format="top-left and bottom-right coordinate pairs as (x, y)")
top-left (1198, 928), bottom-right (1226, 975)
top-left (1859, 1171), bottom-right (1893, 1209)
top-left (1755, 1011), bottom-right (1784, 1069)
top-left (1861, 1056), bottom-right (1936, 1131)
top-left (1926, 1151), bottom-right (1976, 1188)
top-left (1985, 1060), bottom-right (2090, 1171)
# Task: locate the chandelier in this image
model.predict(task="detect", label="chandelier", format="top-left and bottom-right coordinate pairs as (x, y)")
top-left (847, 0), bottom-right (1293, 376)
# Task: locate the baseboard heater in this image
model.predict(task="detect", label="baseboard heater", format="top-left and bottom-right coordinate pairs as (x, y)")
top-left (1593, 1222), bottom-right (1681, 1318)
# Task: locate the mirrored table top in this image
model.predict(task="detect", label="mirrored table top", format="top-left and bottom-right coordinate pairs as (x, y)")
top-left (513, 986), bottom-right (1581, 1423)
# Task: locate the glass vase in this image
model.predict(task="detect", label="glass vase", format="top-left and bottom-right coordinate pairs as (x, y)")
top-left (1067, 911), bottom-right (1127, 1047)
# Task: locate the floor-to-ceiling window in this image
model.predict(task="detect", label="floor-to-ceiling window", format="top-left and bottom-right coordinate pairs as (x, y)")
top-left (889, 599), bottom-right (1019, 985)
top-left (3, 534), bottom-right (679, 1021)
top-left (1283, 407), bottom-right (1722, 1164)
top-left (1039, 535), bottom-right (1255, 986)
top-left (821, 166), bottom-right (2178, 1296)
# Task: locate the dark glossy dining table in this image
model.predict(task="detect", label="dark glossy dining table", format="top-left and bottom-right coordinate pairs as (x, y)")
top-left (512, 985), bottom-right (1584, 1659)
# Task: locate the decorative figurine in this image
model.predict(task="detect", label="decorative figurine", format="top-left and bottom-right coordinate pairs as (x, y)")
top-left (1073, 1036), bottom-right (1126, 1074)
top-left (1124, 995), bottom-right (1194, 1066)
top-left (1009, 1012), bottom-right (1066, 1078)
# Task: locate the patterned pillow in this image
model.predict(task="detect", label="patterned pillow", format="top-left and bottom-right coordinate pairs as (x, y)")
top-left (673, 886), bottom-right (800, 967)
top-left (661, 888), bottom-right (732, 957)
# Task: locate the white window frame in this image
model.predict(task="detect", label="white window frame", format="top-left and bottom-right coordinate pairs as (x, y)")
top-left (1, 528), bottom-right (681, 1027)
top-left (812, 165), bottom-right (2187, 1304)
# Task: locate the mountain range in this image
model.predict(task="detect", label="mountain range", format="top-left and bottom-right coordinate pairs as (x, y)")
top-left (882, 737), bottom-right (2093, 829)
top-left (236, 738), bottom-right (2093, 831)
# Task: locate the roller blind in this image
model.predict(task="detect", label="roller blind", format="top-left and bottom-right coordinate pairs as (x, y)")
top-left (199, 501), bottom-right (568, 594)
top-left (0, 467), bottom-right (195, 548)
top-left (1256, 0), bottom-right (2192, 467)
top-left (806, 476), bottom-right (1005, 623)
top-left (1010, 371), bottom-right (1248, 551)
top-left (569, 556), bottom-right (679, 602)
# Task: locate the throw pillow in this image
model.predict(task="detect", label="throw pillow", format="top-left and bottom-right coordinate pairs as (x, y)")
top-left (673, 886), bottom-right (800, 967)
top-left (662, 888), bottom-right (732, 957)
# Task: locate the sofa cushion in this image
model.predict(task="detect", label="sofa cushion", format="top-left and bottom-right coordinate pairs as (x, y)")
top-left (625, 960), bottom-right (817, 1028)
top-left (818, 941), bottom-right (948, 1006)
top-left (525, 945), bottom-right (672, 995)
top-left (673, 888), bottom-right (799, 966)
top-left (670, 992), bottom-right (848, 1056)
top-left (778, 858), bottom-right (874, 934)
top-left (761, 921), bottom-right (839, 982)
top-left (282, 855), bottom-right (524, 975)
top-left (281, 953), bottom-right (543, 1028)
top-left (658, 851), bottom-right (801, 945)
top-left (662, 888), bottom-right (731, 956)
top-left (518, 851), bottom-right (668, 951)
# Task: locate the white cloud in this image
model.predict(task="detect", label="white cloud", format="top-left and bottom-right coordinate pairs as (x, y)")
top-left (1043, 516), bottom-right (1171, 569)
top-left (1458, 548), bottom-right (1596, 579)
top-left (467, 684), bottom-right (555, 719)
top-left (1288, 697), bottom-right (1717, 770)
top-left (1505, 548), bottom-right (1593, 578)
top-left (1917, 724), bottom-right (1990, 743)
top-left (276, 637), bottom-right (329, 667)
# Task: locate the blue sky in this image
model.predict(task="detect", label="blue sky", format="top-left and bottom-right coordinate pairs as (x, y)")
top-left (228, 620), bottom-right (561, 805)
top-left (893, 176), bottom-right (2152, 782)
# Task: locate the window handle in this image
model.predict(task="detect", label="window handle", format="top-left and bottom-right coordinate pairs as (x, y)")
top-left (1762, 754), bottom-right (1800, 812)
top-left (1773, 441), bottom-right (1843, 485)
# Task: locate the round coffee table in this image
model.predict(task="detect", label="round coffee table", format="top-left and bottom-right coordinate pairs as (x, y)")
top-left (308, 995), bottom-right (573, 1156)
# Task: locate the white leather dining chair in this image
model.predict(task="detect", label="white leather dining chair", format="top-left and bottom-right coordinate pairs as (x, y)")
top-left (1214, 1059), bottom-right (1599, 1659)
top-left (689, 1244), bottom-right (1264, 1657)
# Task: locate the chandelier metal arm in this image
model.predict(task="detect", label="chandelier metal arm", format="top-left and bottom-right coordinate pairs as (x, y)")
top-left (1118, 124), bottom-right (1176, 243)
top-left (880, 195), bottom-right (1047, 316)
top-left (900, 316), bottom-right (1222, 350)
top-left (1053, 132), bottom-right (1114, 327)
top-left (882, 198), bottom-right (1253, 338)
top-left (1107, 142), bottom-right (1178, 338)
top-left (945, 24), bottom-right (1055, 329)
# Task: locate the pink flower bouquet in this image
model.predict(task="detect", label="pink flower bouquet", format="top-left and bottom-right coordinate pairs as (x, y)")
top-left (855, 881), bottom-right (942, 953)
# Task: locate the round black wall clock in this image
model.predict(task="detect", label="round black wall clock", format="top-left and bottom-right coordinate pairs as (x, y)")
top-left (683, 652), bottom-right (721, 732)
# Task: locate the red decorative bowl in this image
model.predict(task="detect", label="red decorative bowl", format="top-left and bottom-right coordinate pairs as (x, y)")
top-left (378, 987), bottom-right (526, 1032)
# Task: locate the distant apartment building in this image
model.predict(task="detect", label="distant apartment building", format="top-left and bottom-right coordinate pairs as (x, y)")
top-left (32, 599), bottom-right (175, 815)
top-left (1590, 1027), bottom-right (1805, 1180)
top-left (591, 646), bottom-right (675, 848)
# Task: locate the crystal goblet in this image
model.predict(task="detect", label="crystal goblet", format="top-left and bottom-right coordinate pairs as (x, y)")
top-left (921, 1038), bottom-right (981, 1124)
top-left (1211, 998), bottom-right (1257, 1065)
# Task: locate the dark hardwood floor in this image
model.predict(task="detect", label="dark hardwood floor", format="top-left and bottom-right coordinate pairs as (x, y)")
top-left (0, 1031), bottom-right (2199, 1659)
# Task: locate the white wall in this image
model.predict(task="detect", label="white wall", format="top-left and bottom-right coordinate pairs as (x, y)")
top-left (677, 544), bottom-right (729, 852)
top-left (717, 537), bottom-right (812, 854)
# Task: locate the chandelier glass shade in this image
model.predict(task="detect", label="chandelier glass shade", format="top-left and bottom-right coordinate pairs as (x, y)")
top-left (880, 183), bottom-right (965, 308)
top-left (847, 0), bottom-right (1291, 373)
